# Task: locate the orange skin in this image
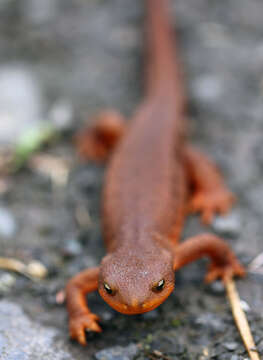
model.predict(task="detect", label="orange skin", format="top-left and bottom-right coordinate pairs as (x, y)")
top-left (67, 0), bottom-right (245, 346)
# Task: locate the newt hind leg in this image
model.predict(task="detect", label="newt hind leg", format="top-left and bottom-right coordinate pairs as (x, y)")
top-left (76, 110), bottom-right (126, 162)
top-left (184, 146), bottom-right (235, 225)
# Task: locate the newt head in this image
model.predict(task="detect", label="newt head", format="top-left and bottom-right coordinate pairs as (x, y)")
top-left (98, 247), bottom-right (174, 314)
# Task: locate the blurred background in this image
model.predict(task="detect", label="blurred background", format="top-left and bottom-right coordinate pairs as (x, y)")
top-left (0, 0), bottom-right (263, 359)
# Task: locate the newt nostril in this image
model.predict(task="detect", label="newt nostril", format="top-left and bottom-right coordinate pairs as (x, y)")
top-left (131, 298), bottom-right (139, 308)
top-left (124, 298), bottom-right (144, 308)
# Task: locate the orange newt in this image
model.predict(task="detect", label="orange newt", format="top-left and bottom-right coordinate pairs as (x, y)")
top-left (66, 0), bottom-right (245, 346)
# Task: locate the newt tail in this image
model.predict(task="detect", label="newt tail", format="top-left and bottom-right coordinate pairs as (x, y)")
top-left (67, 0), bottom-right (245, 346)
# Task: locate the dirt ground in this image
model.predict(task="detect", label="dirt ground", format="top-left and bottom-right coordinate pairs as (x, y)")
top-left (0, 0), bottom-right (263, 359)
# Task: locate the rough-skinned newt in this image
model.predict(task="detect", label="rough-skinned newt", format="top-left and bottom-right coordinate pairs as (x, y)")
top-left (66, 0), bottom-right (245, 345)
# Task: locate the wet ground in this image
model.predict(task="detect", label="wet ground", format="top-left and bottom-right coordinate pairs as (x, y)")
top-left (0, 0), bottom-right (263, 359)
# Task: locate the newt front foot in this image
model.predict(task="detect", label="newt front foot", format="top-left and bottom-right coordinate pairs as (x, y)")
top-left (189, 190), bottom-right (236, 225)
top-left (205, 259), bottom-right (245, 284)
top-left (69, 312), bottom-right (102, 346)
top-left (76, 110), bottom-right (126, 162)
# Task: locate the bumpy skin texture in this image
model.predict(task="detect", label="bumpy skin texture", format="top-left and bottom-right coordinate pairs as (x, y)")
top-left (67, 0), bottom-right (245, 346)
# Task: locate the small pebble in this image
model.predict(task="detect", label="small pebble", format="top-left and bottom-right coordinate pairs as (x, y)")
top-left (22, 0), bottom-right (59, 24)
top-left (212, 213), bottom-right (241, 238)
top-left (192, 75), bottom-right (223, 103)
top-left (223, 342), bottom-right (238, 351)
top-left (0, 64), bottom-right (43, 145)
top-left (101, 310), bottom-right (115, 322)
top-left (230, 355), bottom-right (239, 360)
top-left (0, 207), bottom-right (17, 238)
top-left (49, 98), bottom-right (74, 131)
top-left (55, 290), bottom-right (65, 305)
top-left (94, 344), bottom-right (139, 360)
top-left (240, 300), bottom-right (250, 312)
top-left (151, 337), bottom-right (185, 356)
top-left (0, 273), bottom-right (16, 293)
top-left (195, 313), bottom-right (226, 332)
top-left (208, 280), bottom-right (225, 294)
top-left (62, 238), bottom-right (83, 258)
top-left (152, 350), bottom-right (164, 358)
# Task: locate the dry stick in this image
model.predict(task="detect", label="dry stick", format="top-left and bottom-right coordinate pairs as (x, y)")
top-left (0, 257), bottom-right (47, 280)
top-left (225, 278), bottom-right (260, 360)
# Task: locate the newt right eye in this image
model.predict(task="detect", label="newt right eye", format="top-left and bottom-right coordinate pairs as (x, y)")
top-left (104, 283), bottom-right (115, 295)
top-left (152, 279), bottom-right (165, 292)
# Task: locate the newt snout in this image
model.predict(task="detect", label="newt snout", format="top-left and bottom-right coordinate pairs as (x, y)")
top-left (98, 280), bottom-right (175, 315)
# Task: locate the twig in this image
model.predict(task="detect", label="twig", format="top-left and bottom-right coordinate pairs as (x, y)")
top-left (249, 252), bottom-right (263, 270)
top-left (29, 154), bottom-right (70, 187)
top-left (0, 257), bottom-right (48, 280)
top-left (225, 278), bottom-right (260, 360)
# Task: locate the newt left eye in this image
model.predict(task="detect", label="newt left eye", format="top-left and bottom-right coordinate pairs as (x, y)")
top-left (104, 282), bottom-right (115, 295)
top-left (152, 279), bottom-right (165, 292)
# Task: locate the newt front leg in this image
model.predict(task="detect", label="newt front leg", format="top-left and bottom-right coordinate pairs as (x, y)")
top-left (66, 267), bottom-right (101, 345)
top-left (173, 233), bottom-right (245, 283)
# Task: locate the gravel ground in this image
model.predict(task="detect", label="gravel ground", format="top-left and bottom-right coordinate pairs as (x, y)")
top-left (0, 0), bottom-right (263, 359)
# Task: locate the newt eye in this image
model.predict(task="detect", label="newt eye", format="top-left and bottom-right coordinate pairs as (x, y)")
top-left (104, 283), bottom-right (115, 295)
top-left (152, 279), bottom-right (165, 292)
